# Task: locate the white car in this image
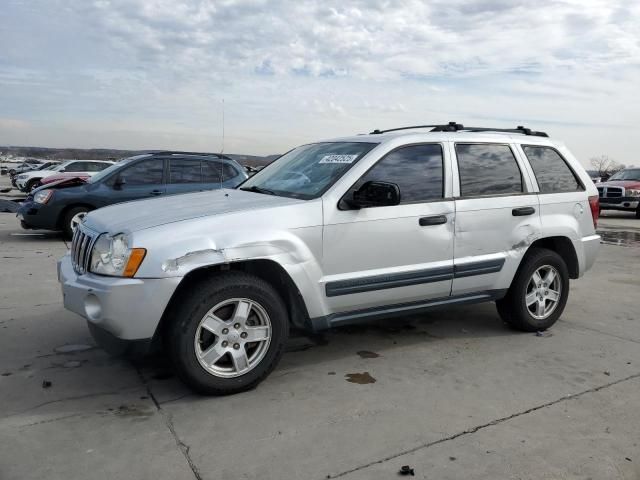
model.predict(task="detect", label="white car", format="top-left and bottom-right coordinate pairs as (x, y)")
top-left (59, 123), bottom-right (601, 395)
top-left (16, 160), bottom-right (114, 192)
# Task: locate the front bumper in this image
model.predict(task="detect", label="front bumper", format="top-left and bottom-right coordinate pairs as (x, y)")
top-left (599, 197), bottom-right (639, 211)
top-left (58, 254), bottom-right (181, 349)
top-left (17, 200), bottom-right (61, 230)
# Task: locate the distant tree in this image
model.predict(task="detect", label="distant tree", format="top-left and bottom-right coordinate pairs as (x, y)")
top-left (590, 155), bottom-right (625, 178)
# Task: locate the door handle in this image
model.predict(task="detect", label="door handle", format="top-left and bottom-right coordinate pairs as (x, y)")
top-left (512, 207), bottom-right (535, 216)
top-left (149, 190), bottom-right (164, 196)
top-left (419, 215), bottom-right (447, 226)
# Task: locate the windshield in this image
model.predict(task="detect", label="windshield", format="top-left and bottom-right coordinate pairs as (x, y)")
top-left (89, 157), bottom-right (137, 183)
top-left (609, 169), bottom-right (640, 181)
top-left (239, 142), bottom-right (377, 199)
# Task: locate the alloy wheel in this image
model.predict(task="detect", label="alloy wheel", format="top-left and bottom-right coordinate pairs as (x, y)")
top-left (194, 298), bottom-right (272, 378)
top-left (525, 265), bottom-right (562, 320)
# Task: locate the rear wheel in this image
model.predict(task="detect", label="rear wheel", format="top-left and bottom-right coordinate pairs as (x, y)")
top-left (165, 272), bottom-right (289, 395)
top-left (63, 206), bottom-right (90, 238)
top-left (496, 248), bottom-right (569, 332)
top-left (635, 206), bottom-right (640, 219)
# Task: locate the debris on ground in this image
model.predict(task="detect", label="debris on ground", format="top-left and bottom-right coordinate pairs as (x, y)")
top-left (356, 350), bottom-right (380, 359)
top-left (345, 372), bottom-right (377, 384)
top-left (604, 371), bottom-right (611, 376)
top-left (42, 380), bottom-right (52, 388)
top-left (0, 199), bottom-right (19, 213)
top-left (536, 331), bottom-right (553, 337)
top-left (399, 465), bottom-right (415, 476)
top-left (1, 372), bottom-right (11, 376)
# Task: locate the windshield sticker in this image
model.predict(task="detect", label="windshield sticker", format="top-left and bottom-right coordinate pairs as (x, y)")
top-left (319, 154), bottom-right (358, 164)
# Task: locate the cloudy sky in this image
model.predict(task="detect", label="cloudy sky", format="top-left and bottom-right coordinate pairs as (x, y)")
top-left (1, 0), bottom-right (639, 164)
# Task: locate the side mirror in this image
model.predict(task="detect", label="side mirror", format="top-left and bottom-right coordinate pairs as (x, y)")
top-left (59, 168), bottom-right (66, 173)
top-left (113, 175), bottom-right (126, 189)
top-left (350, 181), bottom-right (401, 208)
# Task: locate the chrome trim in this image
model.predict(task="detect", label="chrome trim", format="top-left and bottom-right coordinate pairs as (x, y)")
top-left (70, 225), bottom-right (99, 275)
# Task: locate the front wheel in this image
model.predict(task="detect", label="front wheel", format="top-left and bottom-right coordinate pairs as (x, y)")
top-left (496, 248), bottom-right (569, 332)
top-left (166, 272), bottom-right (289, 395)
top-left (63, 206), bottom-right (90, 238)
top-left (26, 179), bottom-right (42, 193)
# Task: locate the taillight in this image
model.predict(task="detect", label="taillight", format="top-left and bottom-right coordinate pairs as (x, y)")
top-left (588, 195), bottom-right (599, 228)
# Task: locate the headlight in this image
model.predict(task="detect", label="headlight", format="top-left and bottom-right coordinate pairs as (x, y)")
top-left (33, 190), bottom-right (53, 204)
top-left (89, 233), bottom-right (146, 277)
top-left (17, 174), bottom-right (27, 180)
top-left (626, 189), bottom-right (640, 197)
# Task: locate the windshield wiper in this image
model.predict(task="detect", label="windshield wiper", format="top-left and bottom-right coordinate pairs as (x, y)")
top-left (240, 185), bottom-right (276, 195)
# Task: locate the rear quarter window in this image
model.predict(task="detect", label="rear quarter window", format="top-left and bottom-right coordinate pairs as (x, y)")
top-left (522, 146), bottom-right (584, 193)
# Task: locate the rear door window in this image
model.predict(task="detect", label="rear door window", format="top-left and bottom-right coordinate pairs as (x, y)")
top-left (169, 159), bottom-right (202, 184)
top-left (64, 162), bottom-right (87, 172)
top-left (522, 146), bottom-right (583, 193)
top-left (455, 144), bottom-right (523, 197)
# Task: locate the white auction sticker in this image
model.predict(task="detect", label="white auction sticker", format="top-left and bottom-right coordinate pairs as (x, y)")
top-left (319, 154), bottom-right (358, 164)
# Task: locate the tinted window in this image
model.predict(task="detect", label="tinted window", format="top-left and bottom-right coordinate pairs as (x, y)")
top-left (202, 161), bottom-right (223, 183)
top-left (169, 159), bottom-right (201, 184)
top-left (121, 159), bottom-right (164, 185)
top-left (86, 162), bottom-right (110, 172)
top-left (522, 146), bottom-right (582, 193)
top-left (222, 163), bottom-right (239, 181)
top-left (456, 144), bottom-right (522, 196)
top-left (350, 144), bottom-right (443, 204)
top-left (64, 162), bottom-right (86, 172)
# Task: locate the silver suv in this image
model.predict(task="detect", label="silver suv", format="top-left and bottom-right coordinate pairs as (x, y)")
top-left (58, 123), bottom-right (601, 395)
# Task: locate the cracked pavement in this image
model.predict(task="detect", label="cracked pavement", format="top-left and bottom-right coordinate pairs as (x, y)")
top-left (1, 190), bottom-right (639, 479)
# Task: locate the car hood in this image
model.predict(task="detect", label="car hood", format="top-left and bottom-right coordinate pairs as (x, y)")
top-left (83, 189), bottom-right (305, 233)
top-left (598, 180), bottom-right (640, 189)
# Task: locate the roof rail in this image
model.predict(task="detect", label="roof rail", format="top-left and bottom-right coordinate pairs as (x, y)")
top-left (146, 151), bottom-right (232, 159)
top-left (369, 122), bottom-right (548, 137)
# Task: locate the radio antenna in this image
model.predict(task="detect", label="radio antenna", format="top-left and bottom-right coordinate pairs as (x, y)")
top-left (221, 98), bottom-right (225, 154)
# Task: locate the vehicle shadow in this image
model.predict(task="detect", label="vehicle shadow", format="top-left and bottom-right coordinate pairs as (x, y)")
top-left (134, 302), bottom-right (520, 403)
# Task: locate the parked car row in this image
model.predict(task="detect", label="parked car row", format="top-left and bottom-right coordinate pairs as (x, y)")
top-left (17, 151), bottom-right (248, 236)
top-left (13, 160), bottom-right (114, 192)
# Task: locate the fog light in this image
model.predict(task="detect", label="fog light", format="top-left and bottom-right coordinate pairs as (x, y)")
top-left (84, 294), bottom-right (102, 321)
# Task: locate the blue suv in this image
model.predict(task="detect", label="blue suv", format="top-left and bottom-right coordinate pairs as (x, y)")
top-left (17, 152), bottom-right (248, 237)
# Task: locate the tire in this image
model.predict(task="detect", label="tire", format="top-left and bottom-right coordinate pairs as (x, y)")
top-left (496, 248), bottom-right (569, 332)
top-left (635, 206), bottom-right (640, 219)
top-left (63, 206), bottom-right (90, 238)
top-left (165, 271), bottom-right (289, 395)
top-left (26, 179), bottom-right (41, 193)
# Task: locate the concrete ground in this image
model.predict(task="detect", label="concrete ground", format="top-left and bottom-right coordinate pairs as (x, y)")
top-left (1, 173), bottom-right (639, 479)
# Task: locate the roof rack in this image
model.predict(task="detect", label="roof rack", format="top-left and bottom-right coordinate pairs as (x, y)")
top-left (146, 151), bottom-right (232, 159)
top-left (369, 122), bottom-right (548, 137)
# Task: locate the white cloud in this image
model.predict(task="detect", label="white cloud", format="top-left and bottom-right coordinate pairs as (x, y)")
top-left (0, 0), bottom-right (639, 163)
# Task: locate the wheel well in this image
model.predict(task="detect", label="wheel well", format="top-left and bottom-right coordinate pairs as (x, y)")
top-left (154, 259), bottom-right (311, 349)
top-left (528, 236), bottom-right (579, 279)
top-left (57, 203), bottom-right (95, 229)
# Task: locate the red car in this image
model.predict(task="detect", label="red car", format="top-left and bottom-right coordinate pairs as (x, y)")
top-left (597, 168), bottom-right (640, 218)
top-left (40, 172), bottom-right (91, 186)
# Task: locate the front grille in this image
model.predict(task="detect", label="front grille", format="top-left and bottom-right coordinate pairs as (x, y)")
top-left (606, 187), bottom-right (623, 197)
top-left (598, 186), bottom-right (624, 198)
top-left (71, 226), bottom-right (98, 275)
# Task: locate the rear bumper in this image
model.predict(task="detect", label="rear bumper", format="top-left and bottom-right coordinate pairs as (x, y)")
top-left (58, 254), bottom-right (181, 344)
top-left (580, 234), bottom-right (601, 275)
top-left (599, 197), bottom-right (639, 211)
